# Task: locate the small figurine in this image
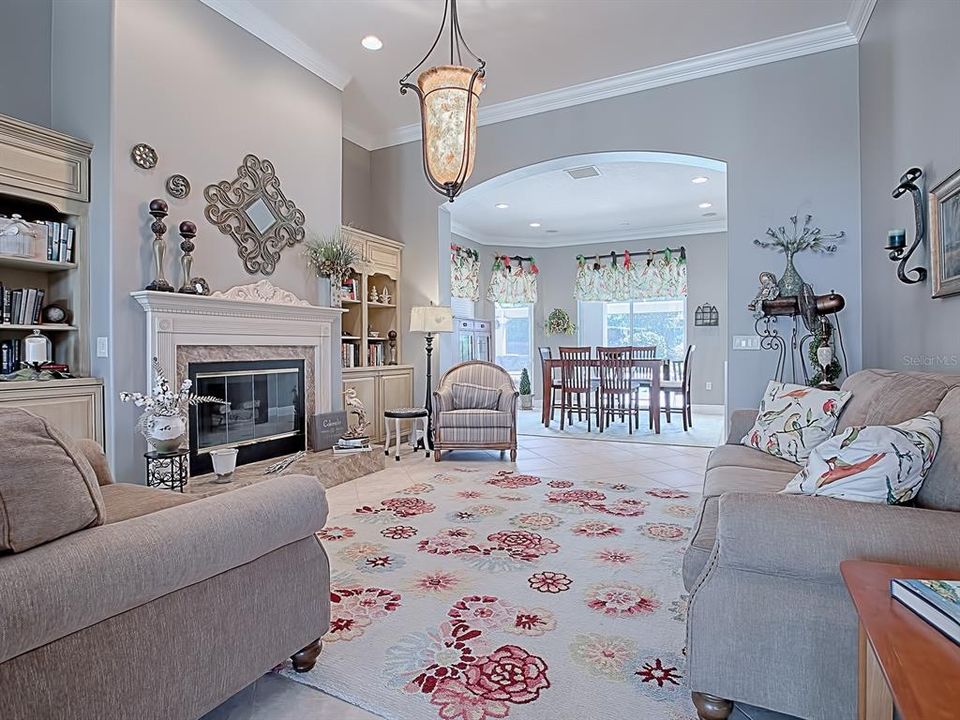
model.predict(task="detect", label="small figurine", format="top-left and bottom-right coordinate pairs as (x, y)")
top-left (369, 285), bottom-right (379, 303)
top-left (381, 287), bottom-right (392, 304)
top-left (342, 387), bottom-right (370, 440)
top-left (748, 271), bottom-right (780, 318)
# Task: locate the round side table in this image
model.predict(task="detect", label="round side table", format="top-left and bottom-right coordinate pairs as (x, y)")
top-left (145, 448), bottom-right (189, 492)
top-left (383, 408), bottom-right (429, 461)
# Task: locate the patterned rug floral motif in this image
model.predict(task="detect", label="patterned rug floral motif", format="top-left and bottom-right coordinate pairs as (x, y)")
top-left (281, 467), bottom-right (699, 720)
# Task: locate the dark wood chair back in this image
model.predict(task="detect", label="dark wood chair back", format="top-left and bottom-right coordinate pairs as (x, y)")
top-left (597, 346), bottom-right (633, 395)
top-left (630, 345), bottom-right (658, 383)
top-left (538, 346), bottom-right (552, 363)
top-left (681, 344), bottom-right (696, 394)
top-left (558, 346), bottom-right (592, 392)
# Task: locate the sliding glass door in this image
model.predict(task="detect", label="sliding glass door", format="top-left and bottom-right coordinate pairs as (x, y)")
top-left (494, 302), bottom-right (533, 383)
top-left (579, 299), bottom-right (686, 360)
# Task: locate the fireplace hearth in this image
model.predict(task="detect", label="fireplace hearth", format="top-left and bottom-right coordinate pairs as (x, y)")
top-left (188, 359), bottom-right (305, 475)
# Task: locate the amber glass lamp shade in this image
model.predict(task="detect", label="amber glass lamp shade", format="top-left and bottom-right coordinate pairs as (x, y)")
top-left (416, 65), bottom-right (484, 197)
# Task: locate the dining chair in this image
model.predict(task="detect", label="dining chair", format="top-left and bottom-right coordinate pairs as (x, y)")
top-left (558, 346), bottom-right (595, 432)
top-left (538, 346), bottom-right (563, 422)
top-left (662, 344), bottom-right (696, 430)
top-left (597, 346), bottom-right (640, 434)
top-left (630, 345), bottom-right (658, 430)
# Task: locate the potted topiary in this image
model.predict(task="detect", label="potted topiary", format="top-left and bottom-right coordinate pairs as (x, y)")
top-left (519, 368), bottom-right (533, 410)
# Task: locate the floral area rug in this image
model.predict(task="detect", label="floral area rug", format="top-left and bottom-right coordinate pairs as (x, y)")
top-left (279, 467), bottom-right (700, 720)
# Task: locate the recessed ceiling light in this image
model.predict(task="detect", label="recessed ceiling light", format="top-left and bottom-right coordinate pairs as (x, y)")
top-left (692, 176), bottom-right (709, 184)
top-left (620, 221), bottom-right (630, 226)
top-left (529, 222), bottom-right (541, 228)
top-left (702, 212), bottom-right (718, 217)
top-left (495, 202), bottom-right (509, 209)
top-left (361, 35), bottom-right (383, 51)
top-left (546, 229), bottom-right (559, 234)
top-left (698, 202), bottom-right (713, 209)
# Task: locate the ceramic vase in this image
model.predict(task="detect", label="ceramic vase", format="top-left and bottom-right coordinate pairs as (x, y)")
top-left (777, 252), bottom-right (805, 297)
top-left (146, 414), bottom-right (185, 452)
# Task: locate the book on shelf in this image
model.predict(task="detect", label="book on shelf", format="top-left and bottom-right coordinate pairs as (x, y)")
top-left (0, 284), bottom-right (46, 325)
top-left (367, 342), bottom-right (384, 367)
top-left (41, 220), bottom-right (75, 263)
top-left (0, 338), bottom-right (22, 373)
top-left (341, 341), bottom-right (361, 368)
top-left (340, 278), bottom-right (358, 301)
top-left (891, 578), bottom-right (960, 646)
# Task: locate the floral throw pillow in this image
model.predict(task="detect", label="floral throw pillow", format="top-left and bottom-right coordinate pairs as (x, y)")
top-left (741, 381), bottom-right (852, 463)
top-left (782, 413), bottom-right (942, 504)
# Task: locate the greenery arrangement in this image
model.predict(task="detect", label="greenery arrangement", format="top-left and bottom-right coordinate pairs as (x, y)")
top-left (753, 214), bottom-right (845, 256)
top-left (544, 308), bottom-right (576, 336)
top-left (519, 368), bottom-right (532, 397)
top-left (304, 228), bottom-right (361, 281)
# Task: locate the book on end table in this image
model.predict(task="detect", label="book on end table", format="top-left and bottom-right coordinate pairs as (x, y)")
top-left (891, 578), bottom-right (960, 646)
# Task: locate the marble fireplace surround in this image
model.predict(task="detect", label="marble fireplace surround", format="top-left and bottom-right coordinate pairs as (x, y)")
top-left (132, 281), bottom-right (343, 421)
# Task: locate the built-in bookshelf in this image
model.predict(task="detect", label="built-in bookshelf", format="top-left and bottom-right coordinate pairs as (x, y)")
top-left (0, 112), bottom-right (102, 442)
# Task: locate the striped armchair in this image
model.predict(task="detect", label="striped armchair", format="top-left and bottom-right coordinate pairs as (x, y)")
top-left (433, 361), bottom-right (518, 462)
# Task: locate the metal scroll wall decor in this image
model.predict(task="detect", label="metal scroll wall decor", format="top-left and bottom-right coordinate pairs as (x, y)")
top-left (203, 154), bottom-right (305, 276)
top-left (886, 167), bottom-right (928, 285)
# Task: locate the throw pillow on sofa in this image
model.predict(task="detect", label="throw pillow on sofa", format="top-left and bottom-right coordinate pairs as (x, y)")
top-left (742, 381), bottom-right (852, 463)
top-left (0, 408), bottom-right (105, 552)
top-left (452, 382), bottom-right (502, 410)
top-left (782, 412), bottom-right (942, 504)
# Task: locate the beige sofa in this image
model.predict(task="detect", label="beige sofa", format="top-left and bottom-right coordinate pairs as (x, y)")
top-left (684, 369), bottom-right (960, 720)
top-left (0, 422), bottom-right (331, 720)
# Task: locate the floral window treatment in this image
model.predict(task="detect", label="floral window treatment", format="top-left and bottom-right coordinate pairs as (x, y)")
top-left (574, 249), bottom-right (687, 302)
top-left (487, 255), bottom-right (539, 304)
top-left (450, 244), bottom-right (480, 302)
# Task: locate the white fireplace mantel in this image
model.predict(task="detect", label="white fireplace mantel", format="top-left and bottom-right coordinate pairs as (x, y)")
top-left (131, 281), bottom-right (344, 414)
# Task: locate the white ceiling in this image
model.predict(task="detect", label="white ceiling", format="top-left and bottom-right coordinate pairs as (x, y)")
top-left (202, 0), bottom-right (875, 150)
top-left (448, 152), bottom-right (727, 248)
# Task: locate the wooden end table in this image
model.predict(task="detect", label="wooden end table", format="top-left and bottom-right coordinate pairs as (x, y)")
top-left (841, 560), bottom-right (960, 720)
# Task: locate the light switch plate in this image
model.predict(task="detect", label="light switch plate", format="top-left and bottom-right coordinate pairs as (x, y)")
top-left (705, 381), bottom-right (713, 391)
top-left (96, 337), bottom-right (109, 358)
top-left (733, 335), bottom-right (761, 351)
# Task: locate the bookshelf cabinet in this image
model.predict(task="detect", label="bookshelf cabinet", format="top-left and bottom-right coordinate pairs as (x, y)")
top-left (0, 113), bottom-right (102, 441)
top-left (340, 226), bottom-right (414, 444)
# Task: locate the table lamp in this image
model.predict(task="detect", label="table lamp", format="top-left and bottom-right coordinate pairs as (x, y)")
top-left (410, 305), bottom-right (453, 448)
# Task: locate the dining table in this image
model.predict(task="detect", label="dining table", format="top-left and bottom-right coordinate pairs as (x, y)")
top-left (540, 357), bottom-right (668, 433)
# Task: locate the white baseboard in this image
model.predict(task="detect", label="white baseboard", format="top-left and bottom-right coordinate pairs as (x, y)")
top-left (692, 404), bottom-right (725, 415)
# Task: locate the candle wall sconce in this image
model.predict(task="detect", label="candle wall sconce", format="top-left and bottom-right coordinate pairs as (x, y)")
top-left (887, 167), bottom-right (928, 284)
top-left (694, 303), bottom-right (719, 327)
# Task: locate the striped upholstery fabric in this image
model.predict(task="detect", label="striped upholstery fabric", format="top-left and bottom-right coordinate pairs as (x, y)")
top-left (433, 361), bottom-right (518, 457)
top-left (452, 382), bottom-right (502, 410)
top-left (440, 409), bottom-right (513, 428)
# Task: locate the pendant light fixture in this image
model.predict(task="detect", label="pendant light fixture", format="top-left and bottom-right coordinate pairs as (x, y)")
top-left (399, 0), bottom-right (485, 202)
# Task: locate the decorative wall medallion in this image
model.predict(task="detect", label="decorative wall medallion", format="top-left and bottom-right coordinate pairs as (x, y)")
top-left (209, 280), bottom-right (310, 306)
top-left (166, 173), bottom-right (191, 199)
top-left (131, 143), bottom-right (158, 169)
top-left (203, 154), bottom-right (305, 276)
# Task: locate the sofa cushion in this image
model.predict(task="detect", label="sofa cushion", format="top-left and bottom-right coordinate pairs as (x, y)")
top-left (741, 381), bottom-right (851, 464)
top-left (0, 408), bottom-right (104, 552)
top-left (838, 369), bottom-right (960, 431)
top-left (440, 409), bottom-right (513, 428)
top-left (921, 386), bottom-right (960, 511)
top-left (101, 483), bottom-right (194, 524)
top-left (706, 444), bottom-right (802, 474)
top-left (452, 382), bottom-right (502, 410)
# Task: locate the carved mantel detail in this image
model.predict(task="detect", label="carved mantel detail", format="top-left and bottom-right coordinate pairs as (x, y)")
top-left (209, 279), bottom-right (310, 306)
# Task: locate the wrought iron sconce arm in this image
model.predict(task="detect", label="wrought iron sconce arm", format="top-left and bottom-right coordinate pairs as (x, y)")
top-left (888, 167), bottom-right (928, 284)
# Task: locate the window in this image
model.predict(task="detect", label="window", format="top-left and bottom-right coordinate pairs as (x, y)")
top-left (494, 303), bottom-right (533, 382)
top-left (450, 295), bottom-right (475, 319)
top-left (579, 299), bottom-right (686, 360)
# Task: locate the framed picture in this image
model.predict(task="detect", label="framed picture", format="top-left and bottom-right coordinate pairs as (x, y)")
top-left (930, 167), bottom-right (960, 298)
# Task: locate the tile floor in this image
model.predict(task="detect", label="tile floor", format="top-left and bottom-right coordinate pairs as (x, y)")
top-left (204, 435), bottom-right (786, 720)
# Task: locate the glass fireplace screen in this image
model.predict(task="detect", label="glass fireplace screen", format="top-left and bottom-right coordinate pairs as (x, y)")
top-left (193, 367), bottom-right (302, 453)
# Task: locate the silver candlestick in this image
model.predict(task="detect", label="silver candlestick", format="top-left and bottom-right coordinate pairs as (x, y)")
top-left (177, 220), bottom-right (198, 294)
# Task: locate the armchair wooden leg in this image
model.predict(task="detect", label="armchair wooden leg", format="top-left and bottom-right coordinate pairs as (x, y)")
top-left (692, 692), bottom-right (733, 720)
top-left (510, 448), bottom-right (517, 461)
top-left (291, 638), bottom-right (323, 673)
top-left (434, 449), bottom-right (441, 461)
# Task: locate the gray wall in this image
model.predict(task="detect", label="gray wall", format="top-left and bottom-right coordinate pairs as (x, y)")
top-left (0, 0), bottom-right (52, 126)
top-left (459, 232), bottom-right (727, 406)
top-left (368, 47), bottom-right (863, 414)
top-left (859, 0), bottom-right (960, 372)
top-left (343, 138), bottom-right (374, 230)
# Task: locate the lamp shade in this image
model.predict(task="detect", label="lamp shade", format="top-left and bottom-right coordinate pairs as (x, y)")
top-left (410, 305), bottom-right (454, 334)
top-left (417, 65), bottom-right (484, 195)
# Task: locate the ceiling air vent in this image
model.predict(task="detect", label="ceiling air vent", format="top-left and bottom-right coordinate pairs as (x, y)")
top-left (564, 165), bottom-right (601, 180)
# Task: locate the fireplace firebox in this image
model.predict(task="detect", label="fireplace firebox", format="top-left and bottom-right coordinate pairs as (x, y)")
top-left (188, 359), bottom-right (305, 475)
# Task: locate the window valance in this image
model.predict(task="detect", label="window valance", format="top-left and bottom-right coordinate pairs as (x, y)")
top-left (488, 254), bottom-right (538, 304)
top-left (574, 249), bottom-right (687, 302)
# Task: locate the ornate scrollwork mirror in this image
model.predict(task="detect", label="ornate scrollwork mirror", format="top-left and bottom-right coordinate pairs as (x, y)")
top-left (203, 154), bottom-right (306, 275)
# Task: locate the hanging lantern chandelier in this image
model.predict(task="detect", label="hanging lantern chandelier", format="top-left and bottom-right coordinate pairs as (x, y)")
top-left (399, 0), bottom-right (485, 202)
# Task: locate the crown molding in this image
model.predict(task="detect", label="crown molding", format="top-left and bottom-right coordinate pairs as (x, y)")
top-left (370, 22), bottom-right (857, 150)
top-left (451, 219), bottom-right (727, 249)
top-left (198, 0), bottom-right (351, 91)
top-left (342, 121), bottom-right (378, 152)
top-left (846, 0), bottom-right (878, 41)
